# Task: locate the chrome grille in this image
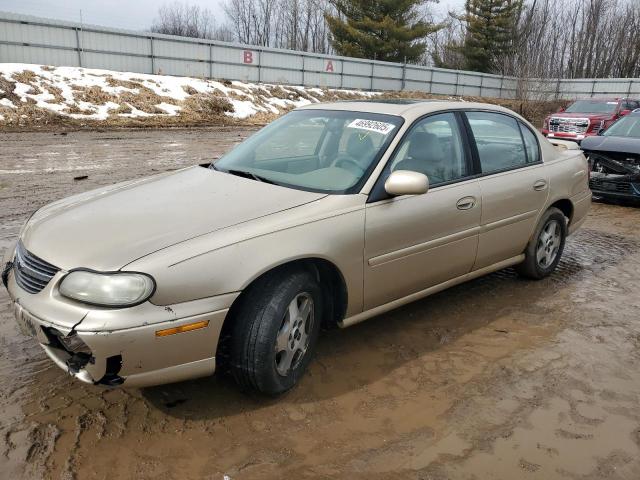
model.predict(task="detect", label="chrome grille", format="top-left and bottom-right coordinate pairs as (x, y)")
top-left (13, 241), bottom-right (60, 294)
top-left (549, 117), bottom-right (590, 135)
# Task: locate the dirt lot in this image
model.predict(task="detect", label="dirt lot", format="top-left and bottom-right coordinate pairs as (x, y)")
top-left (1, 129), bottom-right (640, 480)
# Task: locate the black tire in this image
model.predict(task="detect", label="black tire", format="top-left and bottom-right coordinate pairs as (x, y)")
top-left (229, 267), bottom-right (322, 396)
top-left (516, 207), bottom-right (567, 280)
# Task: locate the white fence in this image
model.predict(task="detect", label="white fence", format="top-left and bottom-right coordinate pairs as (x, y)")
top-left (1, 11), bottom-right (639, 100)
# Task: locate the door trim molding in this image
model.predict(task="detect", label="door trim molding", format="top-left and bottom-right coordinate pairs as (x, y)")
top-left (341, 254), bottom-right (525, 328)
top-left (480, 209), bottom-right (538, 234)
top-left (368, 226), bottom-right (481, 267)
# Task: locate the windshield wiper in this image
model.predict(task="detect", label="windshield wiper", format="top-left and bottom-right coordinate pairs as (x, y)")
top-left (226, 169), bottom-right (277, 185)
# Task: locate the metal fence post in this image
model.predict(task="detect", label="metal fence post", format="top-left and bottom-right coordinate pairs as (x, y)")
top-left (301, 55), bottom-right (305, 86)
top-left (401, 57), bottom-right (407, 91)
top-left (370, 61), bottom-right (375, 91)
top-left (427, 68), bottom-right (433, 94)
top-left (208, 43), bottom-right (213, 79)
top-left (340, 60), bottom-right (344, 89)
top-left (591, 79), bottom-right (596, 97)
top-left (150, 37), bottom-right (155, 74)
top-left (257, 49), bottom-right (262, 83)
top-left (74, 27), bottom-right (82, 67)
top-left (627, 80), bottom-right (633, 97)
top-left (498, 76), bottom-right (504, 98)
top-left (455, 72), bottom-right (459, 96)
top-left (479, 75), bottom-right (484, 97)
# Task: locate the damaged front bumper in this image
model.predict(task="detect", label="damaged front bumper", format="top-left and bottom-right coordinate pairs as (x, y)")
top-left (4, 257), bottom-right (238, 388)
top-left (589, 173), bottom-right (640, 200)
top-left (588, 152), bottom-right (640, 200)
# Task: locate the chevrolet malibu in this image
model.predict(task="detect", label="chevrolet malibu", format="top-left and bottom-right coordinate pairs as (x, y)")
top-left (2, 101), bottom-right (591, 395)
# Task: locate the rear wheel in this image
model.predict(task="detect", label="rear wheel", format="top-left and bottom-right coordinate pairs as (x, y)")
top-left (516, 207), bottom-right (567, 280)
top-left (229, 268), bottom-right (322, 396)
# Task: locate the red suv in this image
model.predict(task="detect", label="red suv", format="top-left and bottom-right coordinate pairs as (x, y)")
top-left (542, 98), bottom-right (639, 143)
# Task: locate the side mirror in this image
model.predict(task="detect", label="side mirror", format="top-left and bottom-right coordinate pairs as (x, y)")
top-left (620, 109), bottom-right (632, 116)
top-left (558, 106), bottom-right (566, 112)
top-left (384, 170), bottom-right (429, 197)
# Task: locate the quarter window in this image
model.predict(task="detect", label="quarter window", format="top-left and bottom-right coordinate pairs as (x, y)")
top-left (389, 113), bottom-right (469, 185)
top-left (519, 123), bottom-right (540, 164)
top-left (466, 112), bottom-right (529, 174)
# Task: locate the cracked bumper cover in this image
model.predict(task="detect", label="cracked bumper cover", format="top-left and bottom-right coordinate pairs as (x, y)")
top-left (4, 257), bottom-right (238, 388)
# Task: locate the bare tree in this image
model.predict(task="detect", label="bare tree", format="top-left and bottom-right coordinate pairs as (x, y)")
top-left (151, 1), bottom-right (227, 40)
top-left (223, 0), bottom-right (333, 52)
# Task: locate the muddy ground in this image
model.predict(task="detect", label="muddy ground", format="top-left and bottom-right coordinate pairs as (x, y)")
top-left (1, 129), bottom-right (640, 480)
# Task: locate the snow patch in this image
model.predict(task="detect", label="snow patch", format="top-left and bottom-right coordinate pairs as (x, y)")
top-left (0, 63), bottom-right (385, 124)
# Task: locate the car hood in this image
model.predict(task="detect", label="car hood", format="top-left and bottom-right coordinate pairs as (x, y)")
top-left (581, 135), bottom-right (640, 155)
top-left (21, 166), bottom-right (326, 271)
top-left (551, 112), bottom-right (613, 120)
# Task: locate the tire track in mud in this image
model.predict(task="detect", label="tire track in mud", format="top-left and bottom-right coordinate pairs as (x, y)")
top-left (6, 223), bottom-right (640, 480)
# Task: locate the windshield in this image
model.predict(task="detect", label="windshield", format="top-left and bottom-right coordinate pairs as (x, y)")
top-left (603, 116), bottom-right (640, 138)
top-left (565, 100), bottom-right (618, 114)
top-left (214, 109), bottom-right (403, 194)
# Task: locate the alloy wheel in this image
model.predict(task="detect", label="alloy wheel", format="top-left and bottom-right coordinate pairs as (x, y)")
top-left (536, 219), bottom-right (562, 268)
top-left (274, 292), bottom-right (314, 376)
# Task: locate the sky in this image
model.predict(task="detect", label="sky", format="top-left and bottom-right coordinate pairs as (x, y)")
top-left (0, 0), bottom-right (464, 31)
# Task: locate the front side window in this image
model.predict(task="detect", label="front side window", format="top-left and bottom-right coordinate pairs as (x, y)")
top-left (466, 112), bottom-right (528, 174)
top-left (215, 110), bottom-right (403, 194)
top-left (388, 112), bottom-right (469, 185)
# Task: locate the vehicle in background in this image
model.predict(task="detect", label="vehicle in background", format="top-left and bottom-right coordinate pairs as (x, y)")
top-left (582, 110), bottom-right (640, 203)
top-left (542, 98), bottom-right (639, 143)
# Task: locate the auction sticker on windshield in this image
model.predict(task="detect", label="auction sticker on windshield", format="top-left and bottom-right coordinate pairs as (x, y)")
top-left (347, 119), bottom-right (396, 135)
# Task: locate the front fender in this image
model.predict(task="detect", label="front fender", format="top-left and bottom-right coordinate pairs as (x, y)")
top-left (127, 196), bottom-right (366, 317)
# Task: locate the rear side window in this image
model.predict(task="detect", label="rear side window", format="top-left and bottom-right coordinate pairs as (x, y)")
top-left (519, 123), bottom-right (540, 164)
top-left (466, 112), bottom-right (528, 174)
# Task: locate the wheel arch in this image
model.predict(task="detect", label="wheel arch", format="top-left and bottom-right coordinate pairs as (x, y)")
top-left (215, 257), bottom-right (348, 368)
top-left (549, 198), bottom-right (574, 224)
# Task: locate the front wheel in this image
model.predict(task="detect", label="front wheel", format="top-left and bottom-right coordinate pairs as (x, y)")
top-left (516, 207), bottom-right (567, 280)
top-left (229, 268), bottom-right (322, 396)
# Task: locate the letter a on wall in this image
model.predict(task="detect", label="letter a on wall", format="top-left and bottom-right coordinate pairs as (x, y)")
top-left (243, 51), bottom-right (254, 64)
top-left (325, 60), bottom-right (335, 73)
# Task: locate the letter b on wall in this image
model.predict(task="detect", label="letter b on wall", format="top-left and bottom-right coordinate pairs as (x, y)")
top-left (243, 51), bottom-right (254, 64)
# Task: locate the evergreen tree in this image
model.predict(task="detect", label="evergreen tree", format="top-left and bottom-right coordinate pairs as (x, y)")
top-left (325, 0), bottom-right (441, 63)
top-left (459, 0), bottom-right (522, 73)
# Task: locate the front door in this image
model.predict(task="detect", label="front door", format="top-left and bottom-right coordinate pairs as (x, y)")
top-left (364, 112), bottom-right (481, 310)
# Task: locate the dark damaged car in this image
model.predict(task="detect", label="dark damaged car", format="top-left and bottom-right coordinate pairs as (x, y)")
top-left (582, 110), bottom-right (640, 203)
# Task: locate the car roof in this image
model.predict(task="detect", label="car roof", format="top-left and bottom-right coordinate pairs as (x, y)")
top-left (297, 100), bottom-right (517, 122)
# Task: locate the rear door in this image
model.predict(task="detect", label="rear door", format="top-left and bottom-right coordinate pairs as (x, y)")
top-left (463, 111), bottom-right (549, 270)
top-left (363, 112), bottom-right (481, 309)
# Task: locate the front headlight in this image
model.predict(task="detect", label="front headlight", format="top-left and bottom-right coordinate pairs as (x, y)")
top-left (59, 270), bottom-right (155, 307)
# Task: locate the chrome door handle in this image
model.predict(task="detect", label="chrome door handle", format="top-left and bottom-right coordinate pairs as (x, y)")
top-left (456, 196), bottom-right (476, 210)
top-left (533, 180), bottom-right (548, 191)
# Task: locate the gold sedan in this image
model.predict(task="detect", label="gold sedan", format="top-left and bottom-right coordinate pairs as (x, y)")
top-left (2, 101), bottom-right (591, 395)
